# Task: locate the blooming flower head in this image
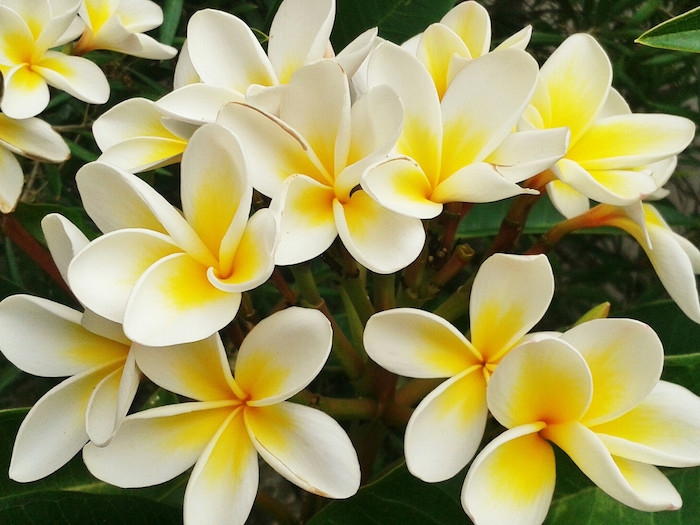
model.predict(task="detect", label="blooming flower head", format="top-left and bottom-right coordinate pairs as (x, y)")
top-left (361, 42), bottom-right (569, 220)
top-left (0, 112), bottom-right (70, 212)
top-left (67, 123), bottom-right (277, 346)
top-left (156, 0), bottom-right (376, 124)
top-left (463, 318), bottom-right (700, 524)
top-left (0, 0), bottom-right (109, 118)
top-left (83, 307), bottom-right (361, 525)
top-left (0, 214), bottom-right (140, 482)
top-left (363, 253), bottom-right (554, 482)
top-left (217, 59), bottom-right (423, 273)
top-left (72, 0), bottom-right (177, 59)
top-left (521, 33), bottom-right (695, 218)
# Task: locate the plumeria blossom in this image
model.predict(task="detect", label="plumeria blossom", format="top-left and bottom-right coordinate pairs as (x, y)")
top-left (72, 0), bottom-right (177, 59)
top-left (569, 202), bottom-right (700, 324)
top-left (463, 318), bottom-right (700, 524)
top-left (0, 213), bottom-right (140, 482)
top-left (67, 123), bottom-right (277, 346)
top-left (83, 307), bottom-right (361, 525)
top-left (156, 0), bottom-right (376, 124)
top-left (0, 112), bottom-right (70, 212)
top-left (520, 33), bottom-right (695, 218)
top-left (0, 0), bottom-right (109, 119)
top-left (401, 1), bottom-right (532, 99)
top-left (217, 59), bottom-right (424, 273)
top-left (92, 97), bottom-right (193, 172)
top-left (363, 253), bottom-right (554, 482)
top-left (361, 42), bottom-right (569, 220)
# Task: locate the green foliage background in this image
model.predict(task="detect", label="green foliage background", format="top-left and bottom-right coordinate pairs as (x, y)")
top-left (2, 0), bottom-right (700, 523)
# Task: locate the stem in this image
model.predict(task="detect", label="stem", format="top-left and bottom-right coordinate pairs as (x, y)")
top-left (290, 390), bottom-right (378, 421)
top-left (431, 272), bottom-right (476, 323)
top-left (393, 377), bottom-right (444, 407)
top-left (420, 242), bottom-right (474, 297)
top-left (437, 202), bottom-right (472, 263)
top-left (373, 272), bottom-right (396, 311)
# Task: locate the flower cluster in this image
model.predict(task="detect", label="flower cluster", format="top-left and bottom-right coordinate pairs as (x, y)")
top-left (1, 1), bottom-right (700, 525)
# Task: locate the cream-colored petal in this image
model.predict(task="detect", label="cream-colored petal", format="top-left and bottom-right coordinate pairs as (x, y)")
top-left (334, 190), bottom-right (424, 274)
top-left (184, 407), bottom-right (258, 525)
top-left (187, 9), bottom-right (275, 91)
top-left (561, 318), bottom-right (663, 426)
top-left (592, 381), bottom-right (700, 467)
top-left (156, 83), bottom-right (244, 124)
top-left (268, 0), bottom-right (334, 84)
top-left (335, 27), bottom-right (378, 78)
top-left (237, 307), bottom-right (331, 405)
top-left (440, 1), bottom-right (491, 57)
top-left (364, 308), bottom-right (480, 378)
top-left (0, 147), bottom-right (23, 213)
top-left (416, 23), bottom-right (470, 99)
top-left (547, 422), bottom-right (682, 511)
top-left (67, 229), bottom-right (182, 323)
top-left (134, 333), bottom-right (235, 402)
top-left (0, 113), bottom-right (69, 162)
top-left (487, 338), bottom-right (592, 428)
top-left (85, 360), bottom-right (134, 446)
top-left (405, 367), bottom-right (487, 482)
top-left (97, 137), bottom-right (185, 173)
top-left (245, 402), bottom-right (360, 498)
top-left (0, 295), bottom-right (128, 376)
top-left (470, 253), bottom-right (554, 362)
top-left (1, 65), bottom-right (50, 119)
top-left (41, 213), bottom-right (89, 281)
top-left (462, 423), bottom-right (554, 525)
top-left (35, 51), bottom-right (109, 104)
top-left (173, 40), bottom-right (199, 89)
top-left (123, 252), bottom-right (242, 346)
top-left (546, 179), bottom-right (590, 219)
top-left (83, 401), bottom-right (235, 487)
top-left (10, 361), bottom-right (123, 482)
top-left (118, 0), bottom-right (163, 31)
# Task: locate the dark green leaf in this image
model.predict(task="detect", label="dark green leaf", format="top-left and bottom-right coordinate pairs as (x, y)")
top-left (636, 6), bottom-right (700, 53)
top-left (160, 0), bottom-right (184, 46)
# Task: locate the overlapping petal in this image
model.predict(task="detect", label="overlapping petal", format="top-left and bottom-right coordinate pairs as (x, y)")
top-left (0, 113), bottom-right (69, 162)
top-left (0, 148), bottom-right (23, 213)
top-left (34, 51), bottom-right (109, 104)
top-left (41, 213), bottom-right (90, 281)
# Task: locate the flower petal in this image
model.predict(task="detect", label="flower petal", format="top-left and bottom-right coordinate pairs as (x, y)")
top-left (487, 338), bottom-right (592, 428)
top-left (184, 407), bottom-right (258, 525)
top-left (134, 333), bottom-right (235, 402)
top-left (97, 136), bottom-right (186, 172)
top-left (470, 253), bottom-right (554, 362)
top-left (10, 361), bottom-right (122, 482)
top-left (157, 83), bottom-right (244, 124)
top-left (35, 50), bottom-right (109, 104)
top-left (0, 113), bottom-right (69, 162)
top-left (83, 401), bottom-right (235, 488)
top-left (267, 0), bottom-right (334, 84)
top-left (0, 295), bottom-right (128, 376)
top-left (547, 422), bottom-right (682, 511)
top-left (405, 367), bottom-right (487, 482)
top-left (0, 147), bottom-right (23, 213)
top-left (416, 23), bottom-right (470, 99)
top-left (41, 213), bottom-right (89, 281)
top-left (1, 65), bottom-right (50, 119)
top-left (440, 1), bottom-right (491, 58)
top-left (68, 229), bottom-right (182, 323)
top-left (334, 190), bottom-right (424, 274)
top-left (123, 252), bottom-right (242, 346)
top-left (85, 361), bottom-right (132, 446)
top-left (546, 179), bottom-right (590, 219)
top-left (462, 423), bottom-right (554, 525)
top-left (236, 307), bottom-right (331, 405)
top-left (561, 318), bottom-right (663, 426)
top-left (245, 402), bottom-right (360, 498)
top-left (591, 381), bottom-right (700, 467)
top-left (364, 308), bottom-right (480, 378)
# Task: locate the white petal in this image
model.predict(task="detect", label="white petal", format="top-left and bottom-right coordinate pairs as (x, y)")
top-left (1, 65), bottom-right (50, 119)
top-left (440, 1), bottom-right (491, 57)
top-left (0, 147), bottom-right (23, 213)
top-left (245, 402), bottom-right (360, 498)
top-left (85, 359), bottom-right (135, 446)
top-left (35, 51), bottom-right (109, 104)
top-left (546, 179), bottom-right (590, 219)
top-left (236, 307), bottom-right (332, 405)
top-left (41, 213), bottom-right (89, 281)
top-left (0, 113), bottom-right (69, 162)
top-left (157, 83), bottom-right (244, 124)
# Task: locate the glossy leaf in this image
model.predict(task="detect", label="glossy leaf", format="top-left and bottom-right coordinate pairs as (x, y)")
top-left (636, 7), bottom-right (700, 53)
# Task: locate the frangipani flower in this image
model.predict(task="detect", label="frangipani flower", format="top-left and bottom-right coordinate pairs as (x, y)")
top-left (217, 59), bottom-right (423, 273)
top-left (73, 0), bottom-right (177, 59)
top-left (93, 97), bottom-right (193, 172)
top-left (67, 123), bottom-right (277, 346)
top-left (363, 253), bottom-right (554, 482)
top-left (156, 0), bottom-right (376, 124)
top-left (0, 112), bottom-right (70, 212)
top-left (463, 318), bottom-right (700, 524)
top-left (521, 33), bottom-right (695, 218)
top-left (361, 42), bottom-right (569, 220)
top-left (402, 1), bottom-right (532, 99)
top-left (0, 213), bottom-right (140, 481)
top-left (0, 0), bottom-right (109, 119)
top-left (83, 307), bottom-right (361, 525)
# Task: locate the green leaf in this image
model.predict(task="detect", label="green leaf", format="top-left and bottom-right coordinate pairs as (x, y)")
top-left (636, 6), bottom-right (700, 53)
top-left (0, 408), bottom-right (185, 524)
top-left (160, 0), bottom-right (183, 46)
top-left (332, 0), bottom-right (453, 50)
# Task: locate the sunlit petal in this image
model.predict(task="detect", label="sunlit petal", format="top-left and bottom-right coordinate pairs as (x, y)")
top-left (561, 318), bottom-right (663, 426)
top-left (35, 51), bottom-right (109, 104)
top-left (364, 308), bottom-right (480, 378)
top-left (487, 338), bottom-right (592, 428)
top-left (470, 253), bottom-right (554, 362)
top-left (157, 83), bottom-right (244, 124)
top-left (123, 252), bottom-right (242, 346)
top-left (462, 423), bottom-right (554, 525)
top-left (83, 401), bottom-right (235, 487)
top-left (1, 65), bottom-right (50, 119)
top-left (97, 137), bottom-right (186, 172)
top-left (592, 381), bottom-right (700, 467)
top-left (237, 307), bottom-right (331, 405)
top-left (440, 1), bottom-right (491, 58)
top-left (245, 402), bottom-right (360, 498)
top-left (416, 23), bottom-right (470, 99)
top-left (405, 367), bottom-right (487, 482)
top-left (334, 190), bottom-right (424, 274)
